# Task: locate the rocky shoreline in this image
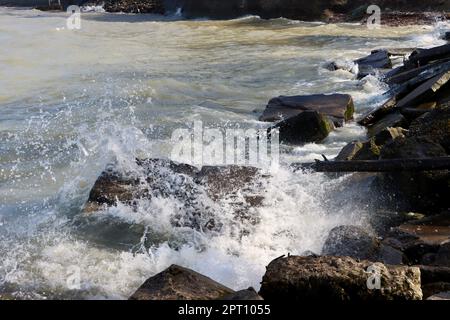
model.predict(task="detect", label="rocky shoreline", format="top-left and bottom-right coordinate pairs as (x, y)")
top-left (14, 0), bottom-right (447, 26)
top-left (74, 39), bottom-right (450, 300)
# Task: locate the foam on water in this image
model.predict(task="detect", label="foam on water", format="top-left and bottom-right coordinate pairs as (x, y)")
top-left (0, 9), bottom-right (447, 299)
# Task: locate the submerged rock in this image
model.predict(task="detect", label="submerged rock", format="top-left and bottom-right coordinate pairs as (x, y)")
top-left (270, 110), bottom-right (335, 144)
top-left (259, 94), bottom-right (354, 126)
top-left (259, 255), bottom-right (422, 301)
top-left (129, 265), bottom-right (234, 300)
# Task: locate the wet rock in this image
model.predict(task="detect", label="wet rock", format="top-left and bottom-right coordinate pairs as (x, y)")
top-left (374, 127), bottom-right (407, 146)
top-left (103, 0), bottom-right (165, 14)
top-left (408, 43), bottom-right (450, 67)
top-left (358, 96), bottom-right (397, 127)
top-left (355, 50), bottom-right (392, 78)
top-left (378, 244), bottom-right (404, 265)
top-left (259, 94), bottom-right (354, 126)
top-left (407, 106), bottom-right (450, 153)
top-left (259, 255), bottom-right (422, 301)
top-left (435, 241), bottom-right (450, 266)
top-left (335, 141), bottom-right (364, 161)
top-left (129, 265), bottom-right (234, 300)
top-left (381, 136), bottom-right (447, 159)
top-left (270, 110), bottom-right (335, 144)
top-left (444, 32), bottom-right (450, 41)
top-left (422, 282), bottom-right (450, 299)
top-left (367, 112), bottom-right (408, 138)
top-left (418, 265), bottom-right (450, 284)
top-left (322, 225), bottom-right (380, 261)
top-left (220, 287), bottom-right (263, 300)
top-left (396, 71), bottom-right (450, 109)
top-left (427, 291), bottom-right (450, 300)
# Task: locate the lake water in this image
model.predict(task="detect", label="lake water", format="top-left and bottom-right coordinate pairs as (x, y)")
top-left (0, 7), bottom-right (447, 299)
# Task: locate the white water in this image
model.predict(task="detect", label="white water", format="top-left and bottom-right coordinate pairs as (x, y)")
top-left (0, 8), bottom-right (447, 299)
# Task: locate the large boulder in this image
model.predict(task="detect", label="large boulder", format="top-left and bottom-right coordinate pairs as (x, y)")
top-left (322, 225), bottom-right (381, 261)
top-left (129, 265), bottom-right (234, 300)
top-left (259, 256), bottom-right (422, 301)
top-left (259, 94), bottom-right (354, 126)
top-left (270, 110), bottom-right (335, 144)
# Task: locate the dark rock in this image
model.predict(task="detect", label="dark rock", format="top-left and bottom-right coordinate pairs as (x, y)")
top-left (407, 106), bottom-right (450, 153)
top-left (220, 287), bottom-right (263, 300)
top-left (374, 127), bottom-right (407, 146)
top-left (335, 141), bottom-right (364, 161)
top-left (396, 71), bottom-right (450, 109)
top-left (259, 256), bottom-right (422, 301)
top-left (103, 0), bottom-right (165, 14)
top-left (381, 136), bottom-right (447, 159)
top-left (355, 50), bottom-right (392, 78)
top-left (444, 32), bottom-right (450, 41)
top-left (408, 43), bottom-right (450, 66)
top-left (435, 241), bottom-right (450, 266)
top-left (422, 282), bottom-right (450, 299)
top-left (367, 112), bottom-right (408, 138)
top-left (427, 291), bottom-right (450, 300)
top-left (84, 159), bottom-right (266, 233)
top-left (270, 110), bottom-right (335, 144)
top-left (378, 244), bottom-right (404, 265)
top-left (259, 94), bottom-right (354, 126)
top-left (400, 107), bottom-right (431, 120)
top-left (358, 96), bottom-right (397, 127)
top-left (129, 265), bottom-right (234, 300)
top-left (418, 265), bottom-right (450, 284)
top-left (322, 225), bottom-right (380, 261)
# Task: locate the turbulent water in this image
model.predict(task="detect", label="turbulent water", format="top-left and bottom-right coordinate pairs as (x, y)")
top-left (0, 7), bottom-right (448, 299)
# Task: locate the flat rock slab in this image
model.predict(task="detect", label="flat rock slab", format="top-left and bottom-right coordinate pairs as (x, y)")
top-left (396, 71), bottom-right (450, 108)
top-left (398, 213), bottom-right (450, 245)
top-left (427, 291), bottom-right (450, 300)
top-left (259, 256), bottom-right (422, 300)
top-left (259, 94), bottom-right (354, 124)
top-left (409, 44), bottom-right (450, 66)
top-left (129, 265), bottom-right (234, 300)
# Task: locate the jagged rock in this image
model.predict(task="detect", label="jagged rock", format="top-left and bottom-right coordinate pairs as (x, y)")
top-left (427, 291), bottom-right (450, 300)
top-left (220, 287), bottom-right (263, 300)
top-left (322, 225), bottom-right (380, 260)
top-left (259, 94), bottom-right (354, 126)
top-left (358, 97), bottom-right (397, 127)
top-left (259, 256), bottom-right (422, 301)
top-left (407, 106), bottom-right (450, 153)
top-left (396, 71), bottom-right (450, 109)
top-left (374, 127), bottom-right (407, 146)
top-left (270, 110), bottom-right (335, 144)
top-left (335, 141), bottom-right (364, 161)
top-left (103, 0), bottom-right (165, 14)
top-left (129, 265), bottom-right (234, 300)
top-left (381, 136), bottom-right (447, 159)
top-left (367, 112), bottom-right (408, 138)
